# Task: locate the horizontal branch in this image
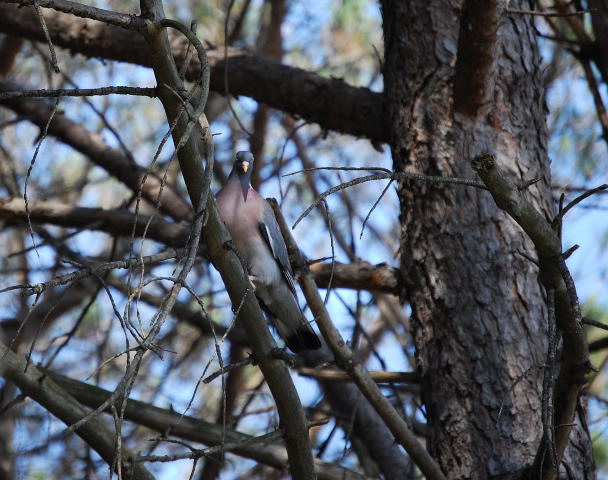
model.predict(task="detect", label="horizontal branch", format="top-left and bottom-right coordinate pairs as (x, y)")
top-left (1, 0), bottom-right (145, 29)
top-left (0, 3), bottom-right (386, 142)
top-left (298, 368), bottom-right (419, 384)
top-left (0, 197), bottom-right (189, 247)
top-left (0, 196), bottom-right (391, 295)
top-left (0, 249), bottom-right (180, 295)
top-left (309, 260), bottom-right (400, 295)
top-left (0, 86), bottom-right (157, 99)
top-left (0, 80), bottom-right (193, 222)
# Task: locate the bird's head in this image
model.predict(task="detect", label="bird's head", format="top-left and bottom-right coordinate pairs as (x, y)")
top-left (232, 151), bottom-right (254, 201)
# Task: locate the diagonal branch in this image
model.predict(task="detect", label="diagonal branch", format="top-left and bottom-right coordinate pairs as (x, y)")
top-left (0, 340), bottom-right (155, 480)
top-left (269, 198), bottom-right (446, 480)
top-left (138, 3), bottom-right (316, 478)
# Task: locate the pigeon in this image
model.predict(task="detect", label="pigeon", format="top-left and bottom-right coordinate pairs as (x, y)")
top-left (216, 151), bottom-right (322, 352)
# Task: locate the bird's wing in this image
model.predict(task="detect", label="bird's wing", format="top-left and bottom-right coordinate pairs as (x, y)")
top-left (259, 202), bottom-right (297, 295)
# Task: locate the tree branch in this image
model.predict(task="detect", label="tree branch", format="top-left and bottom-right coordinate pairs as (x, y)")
top-left (0, 3), bottom-right (386, 142)
top-left (298, 367), bottom-right (419, 384)
top-left (2, 0), bottom-right (145, 29)
top-left (269, 198), bottom-right (446, 480)
top-left (0, 196), bottom-right (398, 298)
top-left (471, 153), bottom-right (591, 480)
top-left (138, 3), bottom-right (316, 478)
top-left (309, 260), bottom-right (400, 295)
top-left (0, 197), bottom-right (190, 247)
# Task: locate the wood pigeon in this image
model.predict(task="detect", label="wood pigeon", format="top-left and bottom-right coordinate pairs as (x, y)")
top-left (216, 151), bottom-right (322, 352)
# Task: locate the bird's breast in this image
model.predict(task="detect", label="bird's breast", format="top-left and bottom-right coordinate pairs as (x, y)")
top-left (216, 189), bottom-right (280, 286)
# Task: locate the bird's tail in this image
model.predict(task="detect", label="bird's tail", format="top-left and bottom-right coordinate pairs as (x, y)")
top-left (273, 315), bottom-right (322, 353)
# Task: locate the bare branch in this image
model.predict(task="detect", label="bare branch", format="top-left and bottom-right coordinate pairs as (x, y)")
top-left (553, 184), bottom-right (608, 226)
top-left (0, 86), bottom-right (157, 99)
top-left (0, 80), bottom-right (193, 221)
top-left (139, 3), bottom-right (316, 478)
top-left (471, 153), bottom-right (591, 479)
top-left (298, 368), bottom-right (419, 384)
top-left (40, 369), bottom-right (370, 480)
top-left (0, 197), bottom-right (190, 246)
top-left (0, 249), bottom-right (181, 296)
top-left (309, 260), bottom-right (400, 295)
top-left (1, 0), bottom-right (145, 29)
top-left (292, 170), bottom-right (486, 229)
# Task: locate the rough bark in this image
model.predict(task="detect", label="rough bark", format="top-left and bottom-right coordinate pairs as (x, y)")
top-left (380, 0), bottom-right (593, 478)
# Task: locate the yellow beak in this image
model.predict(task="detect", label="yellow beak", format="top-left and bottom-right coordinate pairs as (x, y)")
top-left (242, 161), bottom-right (249, 173)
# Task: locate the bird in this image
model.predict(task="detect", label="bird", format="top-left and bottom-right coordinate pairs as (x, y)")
top-left (215, 151), bottom-right (322, 352)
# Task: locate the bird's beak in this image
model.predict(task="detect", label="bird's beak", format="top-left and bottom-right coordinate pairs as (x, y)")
top-left (241, 161), bottom-right (249, 173)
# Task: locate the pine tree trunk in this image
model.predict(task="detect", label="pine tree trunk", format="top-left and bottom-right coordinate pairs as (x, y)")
top-left (380, 1), bottom-right (594, 477)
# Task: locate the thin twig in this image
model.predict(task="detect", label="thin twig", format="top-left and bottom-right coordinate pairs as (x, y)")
top-left (24, 97), bottom-right (60, 258)
top-left (292, 171), bottom-right (487, 229)
top-left (507, 8), bottom-right (592, 17)
top-left (553, 184), bottom-right (608, 227)
top-left (0, 249), bottom-right (181, 295)
top-left (222, 0), bottom-right (253, 136)
top-left (32, 0), bottom-right (60, 72)
top-left (203, 356), bottom-right (254, 384)
top-left (360, 179), bottom-right (393, 239)
top-left (582, 317), bottom-right (608, 331)
top-left (133, 428), bottom-right (285, 463)
top-left (0, 86), bottom-right (157, 100)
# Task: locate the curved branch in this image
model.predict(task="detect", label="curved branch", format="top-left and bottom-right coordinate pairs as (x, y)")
top-left (471, 153), bottom-right (591, 480)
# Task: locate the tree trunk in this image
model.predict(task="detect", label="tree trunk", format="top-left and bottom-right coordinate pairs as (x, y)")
top-left (380, 1), bottom-right (594, 477)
